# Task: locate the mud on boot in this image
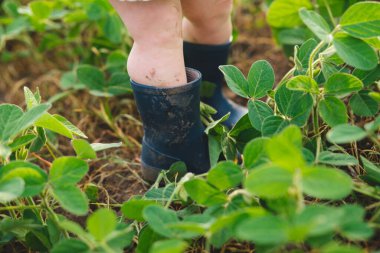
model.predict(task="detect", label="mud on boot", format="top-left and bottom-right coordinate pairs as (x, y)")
top-left (131, 68), bottom-right (210, 181)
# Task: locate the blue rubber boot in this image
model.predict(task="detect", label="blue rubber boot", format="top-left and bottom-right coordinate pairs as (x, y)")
top-left (184, 41), bottom-right (247, 129)
top-left (131, 68), bottom-right (210, 181)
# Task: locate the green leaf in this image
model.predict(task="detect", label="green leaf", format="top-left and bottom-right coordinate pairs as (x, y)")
top-left (122, 198), bottom-right (157, 222)
top-left (261, 116), bottom-right (290, 137)
top-left (51, 239), bottom-right (89, 253)
top-left (53, 115), bottom-right (87, 139)
top-left (352, 65), bottom-right (380, 87)
top-left (221, 132), bottom-right (236, 161)
top-left (245, 165), bottom-right (293, 199)
top-left (243, 137), bottom-right (269, 169)
top-left (143, 205), bottom-right (179, 237)
top-left (236, 215), bottom-right (288, 244)
top-left (248, 100), bottom-right (273, 131)
top-left (302, 166), bottom-right (353, 200)
top-left (30, 1), bottom-right (52, 20)
top-left (0, 178), bottom-right (24, 203)
top-left (136, 226), bottom-right (164, 253)
top-left (247, 60), bottom-right (275, 98)
top-left (266, 125), bottom-right (305, 171)
top-left (321, 243), bottom-right (363, 253)
top-left (349, 91), bottom-right (379, 117)
top-left (327, 124), bottom-right (367, 144)
top-left (71, 139), bottom-right (97, 159)
top-left (297, 39), bottom-right (318, 69)
top-left (208, 134), bottom-right (222, 168)
top-left (184, 178), bottom-right (227, 206)
top-left (87, 208), bottom-right (117, 241)
top-left (90, 142), bottom-right (122, 152)
top-left (318, 151), bottom-right (358, 166)
top-left (49, 157), bottom-right (89, 186)
top-left (150, 239), bottom-right (188, 253)
top-left (103, 13), bottom-right (122, 44)
top-left (296, 205), bottom-right (342, 236)
top-left (360, 156), bottom-right (380, 184)
top-left (34, 113), bottom-right (73, 139)
top-left (207, 161), bottom-right (243, 190)
top-left (76, 65), bottom-right (105, 90)
top-left (52, 185), bottom-right (88, 216)
top-left (0, 161), bottom-right (47, 197)
top-left (340, 2), bottom-right (380, 39)
top-left (286, 75), bottom-right (319, 94)
top-left (8, 134), bottom-right (36, 151)
top-left (267, 0), bottom-right (312, 28)
top-left (333, 33), bottom-right (378, 71)
top-left (275, 84), bottom-right (313, 126)
top-left (324, 73), bottom-right (363, 97)
top-left (219, 65), bottom-right (248, 98)
top-left (24, 87), bottom-right (39, 110)
top-left (318, 96), bottom-right (348, 127)
top-left (299, 8), bottom-right (331, 42)
top-left (0, 104), bottom-right (50, 142)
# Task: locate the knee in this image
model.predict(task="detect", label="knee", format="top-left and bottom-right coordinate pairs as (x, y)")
top-left (126, 1), bottom-right (183, 48)
top-left (185, 0), bottom-right (233, 28)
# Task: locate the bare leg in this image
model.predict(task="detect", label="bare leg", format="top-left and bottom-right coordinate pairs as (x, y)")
top-left (109, 0), bottom-right (186, 87)
top-left (181, 0), bottom-right (233, 45)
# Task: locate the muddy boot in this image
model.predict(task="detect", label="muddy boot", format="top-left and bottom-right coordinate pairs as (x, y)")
top-left (131, 68), bottom-right (210, 181)
top-left (184, 41), bottom-right (247, 129)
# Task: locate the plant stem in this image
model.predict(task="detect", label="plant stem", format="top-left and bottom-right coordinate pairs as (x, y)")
top-left (322, 0), bottom-right (337, 26)
top-left (0, 205), bottom-right (41, 212)
top-left (308, 41), bottom-right (325, 79)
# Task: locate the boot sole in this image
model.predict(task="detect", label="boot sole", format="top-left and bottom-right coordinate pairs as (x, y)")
top-left (141, 161), bottom-right (162, 182)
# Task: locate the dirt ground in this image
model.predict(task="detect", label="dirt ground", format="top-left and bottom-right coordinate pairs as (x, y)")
top-left (0, 5), bottom-right (290, 209)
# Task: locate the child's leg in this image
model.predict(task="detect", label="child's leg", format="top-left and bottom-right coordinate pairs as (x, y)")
top-left (181, 0), bottom-right (233, 44)
top-left (109, 0), bottom-right (186, 87)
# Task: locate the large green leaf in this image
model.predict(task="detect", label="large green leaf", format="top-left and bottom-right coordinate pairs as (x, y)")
top-left (245, 165), bottom-right (293, 199)
top-left (207, 161), bottom-right (243, 191)
top-left (266, 125), bottom-right (305, 171)
top-left (52, 185), bottom-right (88, 216)
top-left (243, 137), bottom-right (269, 169)
top-left (51, 239), bottom-right (89, 253)
top-left (324, 73), bottom-right (363, 97)
top-left (87, 208), bottom-right (117, 241)
top-left (103, 13), bottom-right (122, 44)
top-left (302, 167), bottom-right (353, 200)
top-left (299, 8), bottom-right (331, 42)
top-left (150, 239), bottom-right (188, 253)
top-left (327, 124), bottom-right (367, 144)
top-left (71, 139), bottom-right (96, 159)
top-left (261, 116), bottom-right (290, 137)
top-left (286, 75), bottom-right (319, 94)
top-left (248, 100), bottom-right (273, 131)
top-left (317, 151), bottom-right (358, 166)
top-left (121, 198), bottom-right (157, 222)
top-left (34, 113), bottom-right (73, 139)
top-left (76, 65), bottom-right (105, 90)
top-left (333, 33), bottom-right (378, 71)
top-left (247, 60), bottom-right (275, 99)
top-left (49, 157), bottom-right (89, 186)
top-left (318, 96), bottom-right (348, 127)
top-left (0, 161), bottom-right (47, 197)
top-left (0, 104), bottom-right (50, 142)
top-left (219, 65), bottom-right (248, 98)
top-left (0, 178), bottom-right (24, 203)
top-left (352, 65), bottom-right (380, 87)
top-left (236, 215), bottom-right (288, 244)
top-left (275, 84), bottom-right (313, 126)
top-left (267, 0), bottom-right (312, 28)
top-left (184, 179), bottom-right (227, 206)
top-left (340, 2), bottom-right (380, 39)
top-left (349, 91), bottom-right (379, 117)
top-left (143, 205), bottom-right (179, 238)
